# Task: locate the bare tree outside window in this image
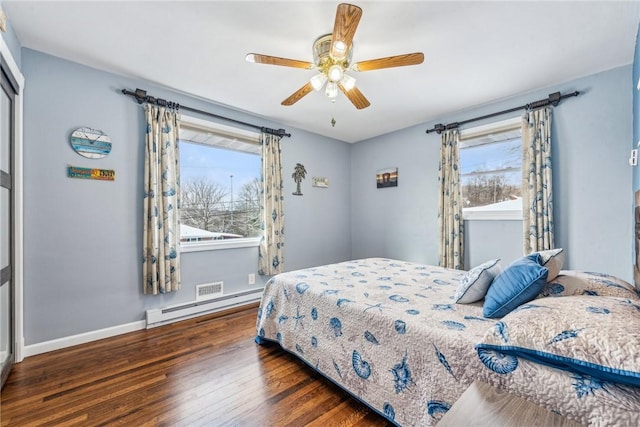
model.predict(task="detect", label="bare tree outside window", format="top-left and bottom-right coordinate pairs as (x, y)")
top-left (231, 177), bottom-right (262, 237)
top-left (181, 176), bottom-right (262, 238)
top-left (462, 174), bottom-right (521, 207)
top-left (179, 135), bottom-right (261, 242)
top-left (460, 136), bottom-right (522, 209)
top-left (181, 178), bottom-right (229, 231)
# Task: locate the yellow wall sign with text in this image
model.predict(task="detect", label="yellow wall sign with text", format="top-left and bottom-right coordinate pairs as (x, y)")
top-left (67, 166), bottom-right (115, 181)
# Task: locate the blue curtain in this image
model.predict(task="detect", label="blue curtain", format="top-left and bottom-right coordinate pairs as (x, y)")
top-left (258, 132), bottom-right (285, 275)
top-left (522, 106), bottom-right (554, 252)
top-left (142, 104), bottom-right (181, 294)
top-left (438, 130), bottom-right (464, 269)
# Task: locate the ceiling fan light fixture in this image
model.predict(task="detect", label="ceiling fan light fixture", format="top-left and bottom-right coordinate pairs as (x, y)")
top-left (310, 73), bottom-right (328, 91)
top-left (340, 73), bottom-right (356, 91)
top-left (325, 81), bottom-right (338, 99)
top-left (333, 40), bottom-right (347, 55)
top-left (327, 64), bottom-right (344, 82)
top-left (246, 3), bottom-right (422, 110)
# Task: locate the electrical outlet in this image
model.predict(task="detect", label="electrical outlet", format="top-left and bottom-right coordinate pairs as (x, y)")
top-left (248, 273), bottom-right (256, 285)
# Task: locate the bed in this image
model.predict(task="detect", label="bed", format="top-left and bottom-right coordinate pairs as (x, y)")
top-left (255, 257), bottom-right (640, 426)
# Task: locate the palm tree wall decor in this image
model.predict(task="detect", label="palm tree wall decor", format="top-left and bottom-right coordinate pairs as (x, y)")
top-left (292, 163), bottom-right (307, 196)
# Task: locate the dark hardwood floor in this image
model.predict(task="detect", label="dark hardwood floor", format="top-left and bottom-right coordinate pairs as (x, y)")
top-left (1, 305), bottom-right (392, 426)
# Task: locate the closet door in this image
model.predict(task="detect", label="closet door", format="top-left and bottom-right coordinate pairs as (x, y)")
top-left (0, 65), bottom-right (16, 389)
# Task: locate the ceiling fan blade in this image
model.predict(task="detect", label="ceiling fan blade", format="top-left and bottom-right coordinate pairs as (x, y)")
top-left (330, 3), bottom-right (362, 59)
top-left (246, 53), bottom-right (314, 69)
top-left (338, 83), bottom-right (370, 110)
top-left (352, 53), bottom-right (424, 72)
top-left (281, 82), bottom-right (314, 106)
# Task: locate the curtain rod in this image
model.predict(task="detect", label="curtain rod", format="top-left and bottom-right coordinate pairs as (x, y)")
top-left (121, 88), bottom-right (291, 138)
top-left (425, 91), bottom-right (580, 134)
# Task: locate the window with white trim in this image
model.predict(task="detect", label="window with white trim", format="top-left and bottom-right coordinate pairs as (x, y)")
top-left (179, 116), bottom-right (261, 252)
top-left (459, 117), bottom-right (523, 220)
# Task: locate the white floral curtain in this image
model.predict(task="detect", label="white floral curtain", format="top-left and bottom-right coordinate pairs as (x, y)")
top-left (438, 129), bottom-right (464, 269)
top-left (258, 132), bottom-right (285, 276)
top-left (142, 104), bottom-right (181, 294)
top-left (522, 106), bottom-right (554, 253)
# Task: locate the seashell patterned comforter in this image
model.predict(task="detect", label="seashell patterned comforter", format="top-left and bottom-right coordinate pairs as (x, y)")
top-left (255, 258), bottom-right (640, 426)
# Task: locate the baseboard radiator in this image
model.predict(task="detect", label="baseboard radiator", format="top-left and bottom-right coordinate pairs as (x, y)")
top-left (145, 288), bottom-right (263, 328)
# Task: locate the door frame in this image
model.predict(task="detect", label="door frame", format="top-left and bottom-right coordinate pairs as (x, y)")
top-left (0, 33), bottom-right (25, 364)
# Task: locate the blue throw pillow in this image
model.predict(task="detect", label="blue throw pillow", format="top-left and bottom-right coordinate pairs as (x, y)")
top-left (483, 253), bottom-right (548, 318)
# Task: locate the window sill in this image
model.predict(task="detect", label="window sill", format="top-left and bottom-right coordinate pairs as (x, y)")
top-left (463, 209), bottom-right (523, 221)
top-left (180, 237), bottom-right (261, 253)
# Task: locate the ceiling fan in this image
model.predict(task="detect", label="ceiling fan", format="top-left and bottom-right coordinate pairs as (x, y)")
top-left (245, 3), bottom-right (424, 110)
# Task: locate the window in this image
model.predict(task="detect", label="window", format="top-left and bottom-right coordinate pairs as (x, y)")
top-left (459, 117), bottom-right (522, 220)
top-left (179, 116), bottom-right (262, 252)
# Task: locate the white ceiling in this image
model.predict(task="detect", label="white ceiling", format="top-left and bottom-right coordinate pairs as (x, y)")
top-left (4, 1), bottom-right (639, 143)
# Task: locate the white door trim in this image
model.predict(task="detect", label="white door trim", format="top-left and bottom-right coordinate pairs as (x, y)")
top-left (0, 33), bottom-right (25, 363)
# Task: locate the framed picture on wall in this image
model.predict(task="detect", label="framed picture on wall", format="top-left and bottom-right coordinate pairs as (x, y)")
top-left (376, 167), bottom-right (398, 188)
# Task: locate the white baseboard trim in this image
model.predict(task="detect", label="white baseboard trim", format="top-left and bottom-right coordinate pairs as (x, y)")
top-left (21, 296), bottom-right (263, 358)
top-left (22, 320), bottom-right (146, 358)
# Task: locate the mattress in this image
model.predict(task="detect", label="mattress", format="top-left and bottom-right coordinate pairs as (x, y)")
top-left (256, 258), bottom-right (491, 425)
top-left (255, 258), bottom-right (640, 426)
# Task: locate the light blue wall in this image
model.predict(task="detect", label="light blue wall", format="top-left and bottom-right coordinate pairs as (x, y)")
top-left (21, 49), bottom-right (351, 344)
top-left (352, 66), bottom-right (633, 281)
top-left (633, 21), bottom-right (640, 287)
top-left (350, 124), bottom-right (439, 264)
top-left (552, 66), bottom-right (632, 280)
top-left (634, 22), bottom-right (640, 192)
top-left (17, 43), bottom-right (637, 345)
top-left (465, 221), bottom-right (522, 268)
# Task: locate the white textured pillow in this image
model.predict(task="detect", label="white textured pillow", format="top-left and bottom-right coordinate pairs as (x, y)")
top-left (532, 248), bottom-right (564, 281)
top-left (539, 270), bottom-right (639, 300)
top-left (454, 259), bottom-right (501, 304)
